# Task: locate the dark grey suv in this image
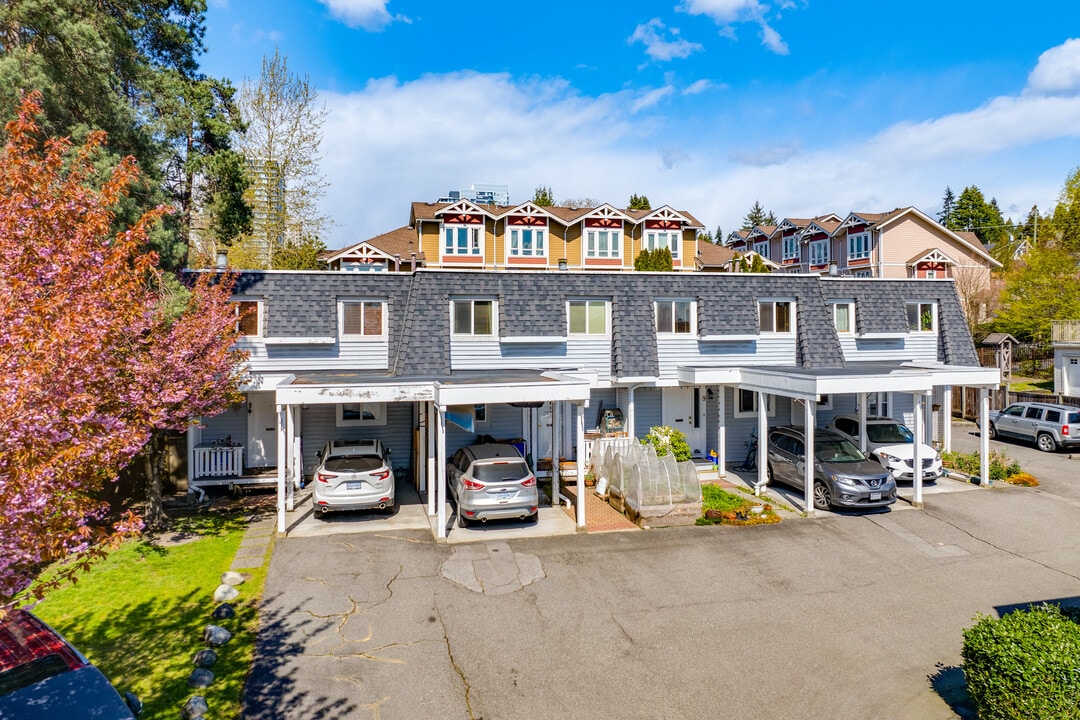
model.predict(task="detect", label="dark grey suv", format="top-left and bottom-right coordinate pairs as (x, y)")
top-left (766, 426), bottom-right (897, 511)
top-left (988, 401), bottom-right (1080, 452)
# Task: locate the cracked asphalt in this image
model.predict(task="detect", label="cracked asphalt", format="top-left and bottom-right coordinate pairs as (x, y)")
top-left (244, 444), bottom-right (1080, 720)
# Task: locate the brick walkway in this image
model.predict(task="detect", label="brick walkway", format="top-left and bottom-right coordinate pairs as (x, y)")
top-left (560, 485), bottom-right (639, 533)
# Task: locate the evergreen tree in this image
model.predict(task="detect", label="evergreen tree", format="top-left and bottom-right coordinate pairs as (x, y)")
top-left (1054, 167), bottom-right (1080, 252)
top-left (949, 186), bottom-right (1005, 248)
top-left (749, 254), bottom-right (770, 273)
top-left (715, 225), bottom-right (723, 245)
top-left (532, 185), bottom-right (555, 206)
top-left (938, 187), bottom-right (955, 226)
top-left (741, 201), bottom-right (776, 230)
top-left (628, 193), bottom-right (651, 210)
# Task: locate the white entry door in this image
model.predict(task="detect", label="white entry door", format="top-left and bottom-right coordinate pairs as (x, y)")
top-left (247, 392), bottom-right (278, 469)
top-left (662, 387), bottom-right (705, 457)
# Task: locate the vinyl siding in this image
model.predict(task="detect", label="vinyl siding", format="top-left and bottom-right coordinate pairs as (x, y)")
top-left (239, 339), bottom-right (389, 372)
top-left (299, 402), bottom-right (414, 479)
top-left (838, 333), bottom-right (937, 363)
top-left (656, 336), bottom-right (797, 381)
top-left (450, 338), bottom-right (613, 382)
top-left (199, 403), bottom-right (247, 446)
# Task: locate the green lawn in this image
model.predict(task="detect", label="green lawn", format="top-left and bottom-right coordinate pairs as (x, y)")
top-left (30, 511), bottom-right (268, 720)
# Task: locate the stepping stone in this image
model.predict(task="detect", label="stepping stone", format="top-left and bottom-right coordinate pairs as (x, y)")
top-left (211, 603), bottom-right (235, 620)
top-left (188, 668), bottom-right (214, 688)
top-left (182, 696), bottom-right (209, 719)
top-left (213, 584), bottom-right (239, 602)
top-left (193, 649), bottom-right (218, 668)
top-left (204, 625), bottom-right (232, 646)
top-left (221, 571), bottom-right (246, 586)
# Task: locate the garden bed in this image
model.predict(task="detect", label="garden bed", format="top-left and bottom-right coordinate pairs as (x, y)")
top-left (942, 449), bottom-right (1039, 486)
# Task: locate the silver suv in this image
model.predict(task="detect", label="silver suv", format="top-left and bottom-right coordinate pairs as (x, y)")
top-left (988, 401), bottom-right (1080, 452)
top-left (766, 426), bottom-right (896, 511)
top-left (447, 443), bottom-right (538, 527)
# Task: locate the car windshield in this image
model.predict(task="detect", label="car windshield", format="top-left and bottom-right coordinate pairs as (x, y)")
top-left (324, 455), bottom-right (383, 473)
top-left (472, 460), bottom-right (530, 482)
top-left (814, 438), bottom-right (867, 463)
top-left (866, 423), bottom-right (913, 444)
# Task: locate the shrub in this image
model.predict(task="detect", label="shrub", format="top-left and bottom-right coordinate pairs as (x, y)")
top-left (640, 425), bottom-right (692, 461)
top-left (1003, 472), bottom-right (1039, 487)
top-left (942, 450), bottom-right (1023, 481)
top-left (962, 604), bottom-right (1080, 720)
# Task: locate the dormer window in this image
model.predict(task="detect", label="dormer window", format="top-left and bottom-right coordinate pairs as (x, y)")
top-left (443, 224), bottom-right (482, 255)
top-left (234, 300), bottom-right (262, 337)
top-left (782, 236), bottom-right (799, 261)
top-left (809, 239), bottom-right (829, 266)
top-left (655, 300), bottom-right (694, 334)
top-left (508, 227), bottom-right (545, 257)
top-left (452, 299), bottom-right (496, 337)
top-left (753, 240), bottom-right (769, 259)
top-left (848, 232), bottom-right (871, 261)
top-left (832, 301), bottom-right (854, 334)
top-left (759, 300), bottom-right (794, 334)
top-left (906, 302), bottom-right (936, 332)
top-left (645, 230), bottom-right (680, 259)
top-left (568, 300), bottom-right (609, 335)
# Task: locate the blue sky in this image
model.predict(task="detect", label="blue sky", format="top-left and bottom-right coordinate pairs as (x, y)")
top-left (201, 1), bottom-right (1080, 248)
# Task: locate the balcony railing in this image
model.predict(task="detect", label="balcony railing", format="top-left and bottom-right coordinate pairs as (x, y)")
top-left (193, 446), bottom-right (244, 478)
top-left (1052, 321), bottom-right (1080, 343)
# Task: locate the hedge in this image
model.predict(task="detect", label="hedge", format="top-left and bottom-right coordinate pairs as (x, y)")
top-left (962, 604), bottom-right (1080, 719)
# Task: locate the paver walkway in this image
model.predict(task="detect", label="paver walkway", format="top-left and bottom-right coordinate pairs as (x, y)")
top-left (560, 484), bottom-right (639, 532)
top-left (231, 513), bottom-right (276, 570)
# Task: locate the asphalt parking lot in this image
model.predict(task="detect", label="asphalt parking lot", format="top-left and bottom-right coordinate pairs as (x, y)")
top-left (244, 430), bottom-right (1080, 720)
top-left (950, 419), bottom-right (1080, 500)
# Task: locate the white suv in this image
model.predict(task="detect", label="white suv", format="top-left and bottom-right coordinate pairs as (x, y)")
top-left (827, 414), bottom-right (943, 483)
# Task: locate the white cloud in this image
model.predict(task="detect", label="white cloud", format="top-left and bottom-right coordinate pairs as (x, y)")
top-left (632, 85), bottom-right (676, 112)
top-left (629, 19), bottom-right (703, 62)
top-left (317, 0), bottom-right (409, 31)
top-left (230, 23), bottom-right (283, 45)
top-left (313, 43), bottom-right (1080, 249)
top-left (1026, 38), bottom-right (1080, 96)
top-left (678, 0), bottom-right (792, 55)
top-left (683, 79), bottom-right (714, 95)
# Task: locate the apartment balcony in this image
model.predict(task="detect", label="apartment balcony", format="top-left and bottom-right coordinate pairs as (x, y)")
top-left (1051, 321), bottom-right (1080, 344)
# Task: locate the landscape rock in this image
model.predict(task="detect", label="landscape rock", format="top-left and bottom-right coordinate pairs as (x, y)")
top-left (220, 571), bottom-right (245, 586)
top-left (188, 668), bottom-right (214, 688)
top-left (213, 583), bottom-right (239, 603)
top-left (211, 603), bottom-right (235, 620)
top-left (193, 649), bottom-right (218, 668)
top-left (181, 695), bottom-right (209, 719)
top-left (203, 624), bottom-right (232, 646)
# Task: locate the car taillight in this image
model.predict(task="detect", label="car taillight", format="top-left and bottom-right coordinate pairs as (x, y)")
top-left (521, 475), bottom-right (536, 487)
top-left (316, 472), bottom-right (332, 484)
top-left (374, 470), bottom-right (391, 480)
top-left (463, 478), bottom-right (485, 490)
top-left (1064, 425), bottom-right (1070, 436)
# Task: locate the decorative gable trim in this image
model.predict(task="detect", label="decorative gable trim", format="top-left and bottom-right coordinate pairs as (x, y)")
top-left (581, 203), bottom-right (633, 224)
top-left (908, 247), bottom-right (957, 266)
top-left (323, 241), bottom-right (398, 265)
top-left (435, 199), bottom-right (495, 219)
top-left (501, 202), bottom-right (558, 222)
top-left (641, 205), bottom-right (693, 227)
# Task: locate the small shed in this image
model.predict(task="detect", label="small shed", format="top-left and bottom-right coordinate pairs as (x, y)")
top-left (980, 333), bottom-right (1018, 383)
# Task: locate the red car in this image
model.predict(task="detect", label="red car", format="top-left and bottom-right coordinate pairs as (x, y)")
top-left (0, 608), bottom-right (139, 719)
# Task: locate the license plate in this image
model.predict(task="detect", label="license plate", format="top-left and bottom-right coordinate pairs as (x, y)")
top-left (869, 492), bottom-right (881, 501)
top-left (497, 491), bottom-right (513, 501)
top-left (346, 481), bottom-right (364, 491)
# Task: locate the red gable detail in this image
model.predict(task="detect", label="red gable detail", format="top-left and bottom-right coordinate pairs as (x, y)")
top-left (585, 217), bottom-right (621, 228)
top-left (508, 215), bottom-right (547, 226)
top-left (445, 214), bottom-right (484, 225)
top-left (645, 219), bottom-right (681, 230)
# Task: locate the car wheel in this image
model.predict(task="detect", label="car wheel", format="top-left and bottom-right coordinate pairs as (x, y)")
top-left (813, 481), bottom-right (832, 511)
top-left (987, 423), bottom-right (997, 440)
top-left (530, 511), bottom-right (540, 524)
top-left (1037, 432), bottom-right (1058, 453)
top-left (457, 511), bottom-right (471, 528)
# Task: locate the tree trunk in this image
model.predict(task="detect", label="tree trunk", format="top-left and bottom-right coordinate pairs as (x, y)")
top-left (142, 433), bottom-right (167, 529)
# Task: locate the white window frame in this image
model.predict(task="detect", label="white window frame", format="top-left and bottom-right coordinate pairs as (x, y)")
top-left (233, 299), bottom-right (263, 338)
top-left (336, 402), bottom-right (387, 427)
top-left (508, 226), bottom-right (547, 258)
top-left (906, 302), bottom-right (936, 333)
top-left (451, 299), bottom-right (497, 338)
top-left (852, 269), bottom-right (873, 278)
top-left (809, 239), bottom-right (829, 266)
top-left (654, 299), bottom-right (696, 335)
top-left (758, 299), bottom-right (795, 334)
top-left (848, 231), bottom-right (871, 261)
top-left (753, 240), bottom-right (770, 260)
top-left (733, 389), bottom-right (775, 418)
top-left (782, 235), bottom-right (799, 261)
top-left (474, 404), bottom-right (489, 425)
top-left (585, 228), bottom-right (622, 259)
top-left (831, 301), bottom-right (855, 334)
top-left (924, 268), bottom-right (937, 279)
top-left (443, 223), bottom-right (483, 256)
top-left (644, 230), bottom-right (681, 259)
top-left (567, 299), bottom-right (609, 336)
top-left (338, 299), bottom-right (387, 340)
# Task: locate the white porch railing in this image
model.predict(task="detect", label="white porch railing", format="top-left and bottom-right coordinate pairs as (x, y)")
top-left (193, 446), bottom-right (244, 478)
top-left (583, 434), bottom-right (634, 472)
top-left (1052, 321), bottom-right (1080, 343)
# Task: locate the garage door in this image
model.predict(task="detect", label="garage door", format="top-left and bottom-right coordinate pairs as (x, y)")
top-left (1067, 356), bottom-right (1080, 397)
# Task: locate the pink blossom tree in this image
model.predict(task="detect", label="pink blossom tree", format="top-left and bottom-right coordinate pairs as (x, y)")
top-left (0, 93), bottom-right (247, 604)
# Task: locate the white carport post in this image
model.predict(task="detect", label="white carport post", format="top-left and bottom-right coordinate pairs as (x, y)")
top-left (551, 401), bottom-right (561, 507)
top-left (755, 391), bottom-right (768, 494)
top-left (857, 393), bottom-right (868, 454)
top-left (427, 402), bottom-right (437, 516)
top-left (626, 386), bottom-right (637, 438)
top-left (942, 386), bottom-right (953, 452)
top-left (979, 389), bottom-right (990, 485)
top-left (284, 405), bottom-right (296, 511)
top-left (575, 402), bottom-right (586, 529)
top-left (417, 402), bottom-right (427, 494)
top-left (804, 401), bottom-right (816, 517)
top-left (436, 404), bottom-right (448, 539)
top-left (912, 392), bottom-right (925, 508)
top-left (276, 404), bottom-right (287, 533)
top-left (716, 386), bottom-right (726, 476)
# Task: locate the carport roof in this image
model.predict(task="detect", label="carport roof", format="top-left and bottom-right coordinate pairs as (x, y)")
top-left (677, 361), bottom-right (1000, 400)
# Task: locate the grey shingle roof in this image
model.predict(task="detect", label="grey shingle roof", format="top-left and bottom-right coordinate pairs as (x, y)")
top-left (220, 271), bottom-right (980, 379)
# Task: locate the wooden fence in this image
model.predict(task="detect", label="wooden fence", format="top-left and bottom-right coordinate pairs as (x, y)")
top-left (952, 388), bottom-right (1080, 420)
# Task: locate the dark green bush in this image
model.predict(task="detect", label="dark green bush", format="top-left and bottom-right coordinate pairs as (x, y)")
top-left (962, 604), bottom-right (1080, 719)
top-left (942, 449), bottom-right (1022, 481)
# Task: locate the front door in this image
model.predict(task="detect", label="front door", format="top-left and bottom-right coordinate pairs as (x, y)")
top-left (246, 392), bottom-right (278, 469)
top-left (662, 387), bottom-right (704, 456)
